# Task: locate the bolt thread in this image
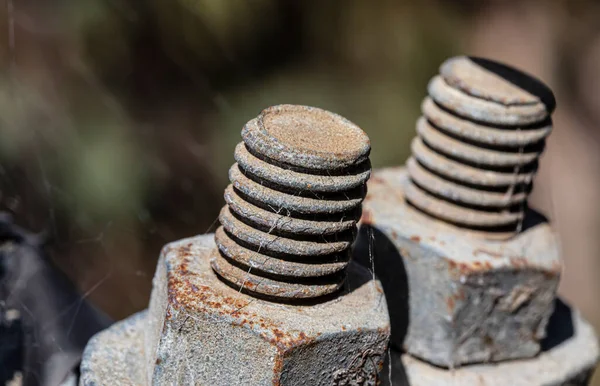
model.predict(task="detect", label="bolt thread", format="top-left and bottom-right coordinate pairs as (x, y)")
top-left (211, 105), bottom-right (371, 302)
top-left (406, 56), bottom-right (555, 238)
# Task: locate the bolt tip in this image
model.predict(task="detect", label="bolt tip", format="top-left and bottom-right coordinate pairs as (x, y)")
top-left (242, 104), bottom-right (370, 171)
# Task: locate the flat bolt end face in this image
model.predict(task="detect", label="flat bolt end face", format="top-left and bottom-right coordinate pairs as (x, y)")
top-left (243, 104), bottom-right (371, 170)
top-left (441, 56), bottom-right (556, 114)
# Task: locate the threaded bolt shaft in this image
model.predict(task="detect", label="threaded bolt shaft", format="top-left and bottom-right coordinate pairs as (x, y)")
top-left (406, 56), bottom-right (555, 238)
top-left (211, 104), bottom-right (371, 302)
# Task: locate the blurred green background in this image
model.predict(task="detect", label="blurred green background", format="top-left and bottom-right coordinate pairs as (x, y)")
top-left (1, 0), bottom-right (600, 382)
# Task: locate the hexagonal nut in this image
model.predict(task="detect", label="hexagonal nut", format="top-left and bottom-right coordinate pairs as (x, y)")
top-left (354, 167), bottom-right (561, 367)
top-left (144, 235), bottom-right (390, 385)
top-left (379, 300), bottom-right (598, 386)
top-left (80, 311), bottom-right (148, 386)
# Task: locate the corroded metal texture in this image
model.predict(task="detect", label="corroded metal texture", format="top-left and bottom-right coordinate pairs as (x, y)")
top-left (81, 300), bottom-right (597, 386)
top-left (355, 167), bottom-right (564, 367)
top-left (212, 104), bottom-right (371, 301)
top-left (380, 300), bottom-right (599, 386)
top-left (144, 235), bottom-right (390, 385)
top-left (80, 311), bottom-right (148, 386)
top-left (407, 56), bottom-right (555, 238)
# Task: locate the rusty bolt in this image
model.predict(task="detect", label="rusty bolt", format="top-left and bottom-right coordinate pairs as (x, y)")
top-left (211, 104), bottom-right (372, 301)
top-left (356, 56), bottom-right (597, 379)
top-left (405, 56), bottom-right (554, 239)
top-left (79, 105), bottom-right (390, 386)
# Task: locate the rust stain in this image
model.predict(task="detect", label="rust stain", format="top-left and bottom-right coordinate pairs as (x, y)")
top-left (446, 296), bottom-right (455, 312)
top-left (473, 248), bottom-right (504, 259)
top-left (447, 258), bottom-right (494, 276)
top-left (410, 235), bottom-right (421, 243)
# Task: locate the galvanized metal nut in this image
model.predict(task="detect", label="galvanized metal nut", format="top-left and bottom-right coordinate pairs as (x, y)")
top-left (211, 104), bottom-right (372, 301)
top-left (405, 56), bottom-right (555, 238)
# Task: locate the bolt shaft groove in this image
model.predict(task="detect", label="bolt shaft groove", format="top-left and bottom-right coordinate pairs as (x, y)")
top-left (211, 104), bottom-right (371, 301)
top-left (406, 56), bottom-right (555, 238)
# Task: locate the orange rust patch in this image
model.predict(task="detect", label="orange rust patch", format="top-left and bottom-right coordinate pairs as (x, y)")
top-left (448, 258), bottom-right (493, 276)
top-left (410, 235), bottom-right (421, 243)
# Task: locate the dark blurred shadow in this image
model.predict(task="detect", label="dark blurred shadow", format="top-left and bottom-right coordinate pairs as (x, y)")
top-left (541, 298), bottom-right (575, 352)
top-left (379, 347), bottom-right (410, 386)
top-left (353, 225), bottom-right (409, 349)
top-left (0, 214), bottom-right (112, 386)
top-left (521, 206), bottom-right (548, 233)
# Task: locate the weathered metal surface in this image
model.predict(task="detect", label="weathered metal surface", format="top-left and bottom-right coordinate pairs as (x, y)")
top-left (428, 75), bottom-right (548, 125)
top-left (355, 167), bottom-right (562, 367)
top-left (439, 56), bottom-right (551, 108)
top-left (143, 235), bottom-right (389, 385)
top-left (421, 98), bottom-right (551, 147)
top-left (214, 105), bottom-right (371, 300)
top-left (229, 164), bottom-right (364, 215)
top-left (214, 227), bottom-right (349, 278)
top-left (440, 56), bottom-right (556, 113)
top-left (80, 105), bottom-right (389, 384)
top-left (80, 311), bottom-right (148, 386)
top-left (403, 181), bottom-right (524, 228)
top-left (235, 142), bottom-right (371, 193)
top-left (379, 300), bottom-right (598, 386)
top-left (416, 117), bottom-right (543, 167)
top-left (411, 137), bottom-right (537, 187)
top-left (241, 104), bottom-right (371, 171)
top-left (224, 185), bottom-right (358, 235)
top-left (408, 56), bottom-right (554, 238)
top-left (407, 158), bottom-right (528, 207)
